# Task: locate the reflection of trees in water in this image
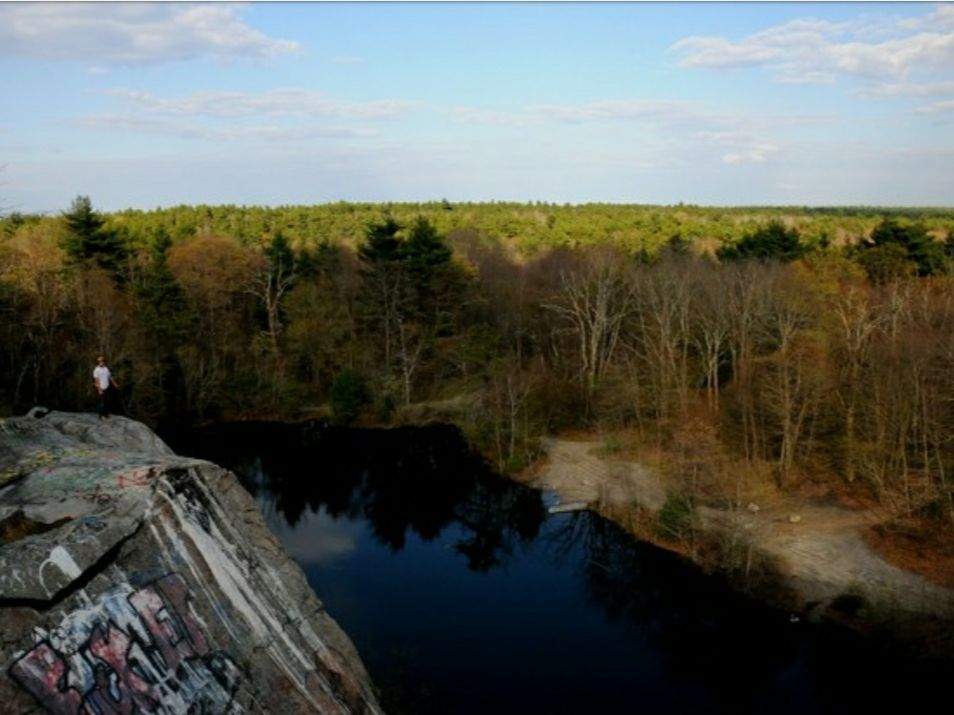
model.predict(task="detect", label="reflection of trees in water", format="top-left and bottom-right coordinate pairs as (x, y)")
top-left (176, 422), bottom-right (926, 712)
top-left (544, 512), bottom-right (801, 698)
top-left (451, 476), bottom-right (544, 571)
top-left (184, 422), bottom-right (546, 572)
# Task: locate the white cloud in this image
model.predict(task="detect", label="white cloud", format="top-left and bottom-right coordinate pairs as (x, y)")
top-left (530, 99), bottom-right (695, 123)
top-left (448, 106), bottom-right (531, 127)
top-left (445, 99), bottom-right (835, 170)
top-left (670, 6), bottom-right (954, 87)
top-left (0, 3), bottom-right (298, 64)
top-left (915, 98), bottom-right (954, 116)
top-left (857, 80), bottom-right (954, 98)
top-left (447, 99), bottom-right (701, 128)
top-left (899, 4), bottom-right (954, 32)
top-left (722, 145), bottom-right (779, 165)
top-left (692, 130), bottom-right (780, 165)
top-left (75, 86), bottom-right (412, 144)
top-left (75, 114), bottom-right (376, 142)
top-left (105, 88), bottom-right (415, 120)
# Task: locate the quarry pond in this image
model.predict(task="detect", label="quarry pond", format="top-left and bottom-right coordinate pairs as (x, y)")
top-left (172, 422), bottom-right (950, 715)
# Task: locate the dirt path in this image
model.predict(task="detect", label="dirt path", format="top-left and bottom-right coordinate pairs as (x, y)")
top-left (519, 439), bottom-right (954, 618)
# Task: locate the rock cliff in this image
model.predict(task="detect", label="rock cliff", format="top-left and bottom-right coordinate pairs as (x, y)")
top-left (0, 410), bottom-right (382, 714)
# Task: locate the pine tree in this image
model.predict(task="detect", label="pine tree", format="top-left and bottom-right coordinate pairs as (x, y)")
top-left (134, 226), bottom-right (188, 417)
top-left (62, 195), bottom-right (127, 275)
top-left (869, 218), bottom-right (945, 276)
top-left (717, 221), bottom-right (804, 262)
top-left (404, 216), bottom-right (452, 273)
top-left (358, 217), bottom-right (407, 376)
top-left (402, 216), bottom-right (459, 329)
top-left (358, 216), bottom-right (403, 265)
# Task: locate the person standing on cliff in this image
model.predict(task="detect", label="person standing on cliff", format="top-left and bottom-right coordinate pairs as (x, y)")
top-left (93, 355), bottom-right (120, 419)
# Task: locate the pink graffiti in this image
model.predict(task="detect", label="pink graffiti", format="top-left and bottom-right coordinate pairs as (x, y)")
top-left (86, 623), bottom-right (159, 714)
top-left (6, 643), bottom-right (83, 715)
top-left (115, 468), bottom-right (154, 490)
top-left (129, 573), bottom-right (209, 672)
top-left (8, 574), bottom-right (226, 714)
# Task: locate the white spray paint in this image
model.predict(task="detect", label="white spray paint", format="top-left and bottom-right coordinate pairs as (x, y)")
top-left (38, 545), bottom-right (83, 595)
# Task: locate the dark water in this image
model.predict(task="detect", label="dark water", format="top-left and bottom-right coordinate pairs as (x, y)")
top-left (171, 422), bottom-right (951, 714)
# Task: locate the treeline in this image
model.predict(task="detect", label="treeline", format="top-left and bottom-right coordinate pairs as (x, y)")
top-left (1, 198), bottom-right (953, 533)
top-left (4, 200), bottom-right (953, 257)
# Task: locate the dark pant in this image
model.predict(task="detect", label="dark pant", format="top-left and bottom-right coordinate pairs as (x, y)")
top-left (98, 388), bottom-right (111, 418)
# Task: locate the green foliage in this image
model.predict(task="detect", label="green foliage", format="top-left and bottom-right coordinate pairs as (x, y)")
top-left (596, 433), bottom-right (624, 457)
top-left (62, 196), bottom-right (127, 275)
top-left (2, 212), bottom-right (35, 237)
top-left (133, 226), bottom-right (190, 416)
top-left (403, 216), bottom-right (461, 327)
top-left (329, 369), bottom-right (370, 425)
top-left (94, 202), bottom-right (953, 261)
top-left (265, 230), bottom-right (295, 278)
top-left (865, 218), bottom-right (946, 277)
top-left (656, 492), bottom-right (694, 542)
top-left (857, 243), bottom-right (916, 284)
top-left (717, 221), bottom-right (805, 262)
top-left (405, 216), bottom-right (452, 270)
top-left (356, 215), bottom-right (464, 403)
top-left (135, 230), bottom-right (189, 342)
top-left (359, 216), bottom-right (403, 265)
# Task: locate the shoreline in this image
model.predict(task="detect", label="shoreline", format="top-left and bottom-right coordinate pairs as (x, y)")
top-left (513, 437), bottom-right (954, 656)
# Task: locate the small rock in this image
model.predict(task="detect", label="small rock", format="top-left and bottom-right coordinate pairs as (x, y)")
top-left (788, 514), bottom-right (802, 524)
top-left (746, 503), bottom-right (760, 513)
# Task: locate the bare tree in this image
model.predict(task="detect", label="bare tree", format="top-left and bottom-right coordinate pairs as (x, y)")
top-left (723, 262), bottom-right (776, 460)
top-left (626, 256), bottom-right (693, 423)
top-left (692, 266), bottom-right (732, 412)
top-left (829, 281), bottom-right (881, 482)
top-left (543, 247), bottom-right (635, 402)
top-left (759, 268), bottom-right (825, 485)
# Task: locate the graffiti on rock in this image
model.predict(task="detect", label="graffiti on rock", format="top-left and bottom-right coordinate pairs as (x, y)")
top-left (8, 573), bottom-right (243, 714)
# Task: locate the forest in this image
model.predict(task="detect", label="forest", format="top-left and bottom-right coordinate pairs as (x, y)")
top-left (1, 198), bottom-right (953, 544)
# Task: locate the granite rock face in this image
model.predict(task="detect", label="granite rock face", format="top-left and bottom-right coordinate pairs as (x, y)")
top-left (0, 411), bottom-right (382, 714)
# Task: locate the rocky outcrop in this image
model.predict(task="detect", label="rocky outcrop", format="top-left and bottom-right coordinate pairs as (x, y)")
top-left (0, 411), bottom-right (382, 714)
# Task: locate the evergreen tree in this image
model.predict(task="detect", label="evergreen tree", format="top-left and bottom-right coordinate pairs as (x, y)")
top-left (357, 217), bottom-right (408, 376)
top-left (62, 195), bottom-right (127, 275)
top-left (717, 221), bottom-right (804, 262)
top-left (867, 218), bottom-right (945, 276)
top-left (358, 215), bottom-right (403, 265)
top-left (403, 216), bottom-right (452, 284)
top-left (134, 226), bottom-right (188, 417)
top-left (265, 230), bottom-right (295, 279)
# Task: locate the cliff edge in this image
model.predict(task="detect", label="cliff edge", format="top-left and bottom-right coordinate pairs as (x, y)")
top-left (0, 410), bottom-right (382, 714)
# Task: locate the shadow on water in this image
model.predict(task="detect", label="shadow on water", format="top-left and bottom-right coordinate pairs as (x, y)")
top-left (179, 422), bottom-right (546, 571)
top-left (170, 422), bottom-right (953, 715)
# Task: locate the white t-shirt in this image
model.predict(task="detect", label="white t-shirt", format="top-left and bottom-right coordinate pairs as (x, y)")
top-left (93, 365), bottom-right (112, 391)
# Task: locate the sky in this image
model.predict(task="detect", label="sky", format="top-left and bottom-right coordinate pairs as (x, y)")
top-left (1, 1), bottom-right (953, 211)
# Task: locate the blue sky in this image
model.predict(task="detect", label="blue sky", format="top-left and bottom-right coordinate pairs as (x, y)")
top-left (1, 2), bottom-right (952, 211)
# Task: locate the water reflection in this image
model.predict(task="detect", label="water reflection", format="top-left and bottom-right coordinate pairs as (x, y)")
top-left (172, 421), bottom-right (952, 715)
top-left (177, 422), bottom-right (546, 571)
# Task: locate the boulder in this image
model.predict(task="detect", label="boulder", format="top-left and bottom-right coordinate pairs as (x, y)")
top-left (0, 411), bottom-right (382, 714)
